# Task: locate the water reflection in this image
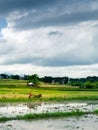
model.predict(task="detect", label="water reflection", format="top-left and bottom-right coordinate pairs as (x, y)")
top-left (0, 114), bottom-right (98, 130)
top-left (27, 103), bottom-right (37, 109)
top-left (0, 101), bottom-right (98, 117)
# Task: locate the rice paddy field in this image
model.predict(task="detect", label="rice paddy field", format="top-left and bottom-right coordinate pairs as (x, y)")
top-left (0, 79), bottom-right (98, 102)
top-left (1, 79), bottom-right (98, 130)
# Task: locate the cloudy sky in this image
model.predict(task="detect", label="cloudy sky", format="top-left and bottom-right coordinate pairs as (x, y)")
top-left (0, 0), bottom-right (98, 78)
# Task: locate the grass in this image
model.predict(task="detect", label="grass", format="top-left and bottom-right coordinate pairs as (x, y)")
top-left (1, 109), bottom-right (98, 122)
top-left (16, 110), bottom-right (85, 120)
top-left (1, 89), bottom-right (98, 103)
top-left (0, 79), bottom-right (98, 103)
top-left (0, 79), bottom-right (98, 121)
top-left (1, 79), bottom-right (98, 122)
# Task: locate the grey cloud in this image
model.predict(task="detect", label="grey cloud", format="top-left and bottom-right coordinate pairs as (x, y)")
top-left (0, 41), bottom-right (95, 67)
top-left (1, 0), bottom-right (98, 67)
top-left (0, 40), bottom-right (14, 55)
top-left (5, 55), bottom-right (94, 67)
top-left (3, 56), bottom-right (33, 65)
top-left (1, 0), bottom-right (98, 30)
top-left (0, 0), bottom-right (60, 16)
top-left (0, 23), bottom-right (96, 67)
top-left (48, 31), bottom-right (63, 36)
top-left (14, 9), bottom-right (98, 30)
top-left (31, 52), bottom-right (94, 67)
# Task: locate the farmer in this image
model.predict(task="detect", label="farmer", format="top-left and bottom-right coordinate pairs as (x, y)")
top-left (28, 91), bottom-right (32, 98)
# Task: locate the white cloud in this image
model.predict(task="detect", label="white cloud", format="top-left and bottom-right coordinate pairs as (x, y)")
top-left (0, 63), bottom-right (98, 78)
top-left (0, 0), bottom-right (98, 77)
top-left (1, 24), bottom-right (94, 65)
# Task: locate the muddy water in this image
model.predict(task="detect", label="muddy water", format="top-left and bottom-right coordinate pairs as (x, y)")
top-left (0, 114), bottom-right (98, 130)
top-left (0, 101), bottom-right (98, 117)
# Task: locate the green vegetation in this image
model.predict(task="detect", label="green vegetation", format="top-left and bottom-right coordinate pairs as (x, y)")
top-left (0, 79), bottom-right (98, 103)
top-left (69, 76), bottom-right (98, 89)
top-left (27, 74), bottom-right (40, 87)
top-left (1, 109), bottom-right (98, 122)
top-left (0, 79), bottom-right (98, 121)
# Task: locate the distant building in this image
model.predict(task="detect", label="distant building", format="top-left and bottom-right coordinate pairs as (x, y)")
top-left (27, 82), bottom-right (34, 87)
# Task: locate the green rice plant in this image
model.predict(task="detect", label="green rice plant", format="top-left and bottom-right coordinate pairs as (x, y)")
top-left (0, 110), bottom-right (95, 122)
top-left (93, 109), bottom-right (98, 114)
top-left (1, 79), bottom-right (98, 103)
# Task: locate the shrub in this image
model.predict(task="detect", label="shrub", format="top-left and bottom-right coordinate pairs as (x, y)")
top-left (84, 81), bottom-right (94, 89)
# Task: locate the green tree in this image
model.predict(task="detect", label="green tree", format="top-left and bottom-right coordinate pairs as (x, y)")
top-left (84, 81), bottom-right (94, 89)
top-left (28, 74), bottom-right (39, 87)
top-left (11, 75), bottom-right (20, 80)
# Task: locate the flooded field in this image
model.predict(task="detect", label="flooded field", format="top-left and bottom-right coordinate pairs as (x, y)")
top-left (0, 101), bottom-right (98, 117)
top-left (0, 114), bottom-right (98, 130)
top-left (0, 101), bottom-right (98, 129)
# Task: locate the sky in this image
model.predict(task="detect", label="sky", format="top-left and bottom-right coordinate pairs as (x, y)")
top-left (0, 0), bottom-right (98, 78)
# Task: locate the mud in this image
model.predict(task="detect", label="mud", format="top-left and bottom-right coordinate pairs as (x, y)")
top-left (0, 101), bottom-right (98, 117)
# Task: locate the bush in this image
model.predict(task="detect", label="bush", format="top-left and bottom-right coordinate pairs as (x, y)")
top-left (84, 81), bottom-right (94, 89)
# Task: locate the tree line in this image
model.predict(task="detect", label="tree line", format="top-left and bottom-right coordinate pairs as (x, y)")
top-left (1, 73), bottom-right (98, 88)
top-left (69, 76), bottom-right (98, 88)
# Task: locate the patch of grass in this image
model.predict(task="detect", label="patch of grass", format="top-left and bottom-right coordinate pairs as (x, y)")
top-left (17, 111), bottom-right (84, 120)
top-left (0, 117), bottom-right (12, 122)
top-left (1, 79), bottom-right (98, 103)
top-left (0, 111), bottom-right (85, 122)
top-left (93, 109), bottom-right (98, 114)
top-left (1, 109), bottom-right (98, 122)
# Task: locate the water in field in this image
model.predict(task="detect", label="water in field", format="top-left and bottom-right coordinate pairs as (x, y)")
top-left (0, 114), bottom-right (98, 130)
top-left (0, 101), bottom-right (98, 117)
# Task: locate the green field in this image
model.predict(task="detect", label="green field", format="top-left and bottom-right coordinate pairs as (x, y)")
top-left (0, 79), bottom-right (98, 102)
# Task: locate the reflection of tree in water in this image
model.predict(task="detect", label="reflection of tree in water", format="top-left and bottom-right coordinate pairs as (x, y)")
top-left (27, 103), bottom-right (36, 109)
top-left (27, 103), bottom-right (41, 111)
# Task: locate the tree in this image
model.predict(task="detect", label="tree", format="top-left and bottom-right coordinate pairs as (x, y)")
top-left (41, 76), bottom-right (53, 83)
top-left (84, 81), bottom-right (94, 89)
top-left (0, 74), bottom-right (8, 79)
top-left (11, 75), bottom-right (20, 80)
top-left (27, 74), bottom-right (39, 87)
